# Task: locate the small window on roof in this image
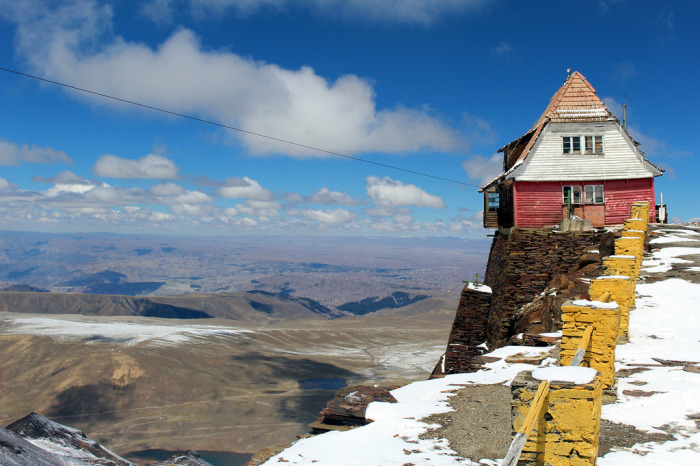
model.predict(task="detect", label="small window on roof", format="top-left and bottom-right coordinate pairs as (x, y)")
top-left (563, 136), bottom-right (582, 154)
top-left (584, 136), bottom-right (604, 154)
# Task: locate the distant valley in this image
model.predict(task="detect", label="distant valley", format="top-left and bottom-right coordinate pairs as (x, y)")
top-left (0, 230), bottom-right (489, 458)
top-left (0, 230), bottom-right (489, 314)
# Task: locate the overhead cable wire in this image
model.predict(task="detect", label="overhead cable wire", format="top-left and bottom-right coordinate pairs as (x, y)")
top-left (0, 66), bottom-right (481, 188)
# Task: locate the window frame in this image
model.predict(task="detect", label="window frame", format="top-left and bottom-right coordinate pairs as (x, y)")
top-left (584, 135), bottom-right (604, 155)
top-left (563, 135), bottom-right (604, 155)
top-left (563, 185), bottom-right (583, 205)
top-left (584, 184), bottom-right (604, 204)
top-left (487, 192), bottom-right (500, 211)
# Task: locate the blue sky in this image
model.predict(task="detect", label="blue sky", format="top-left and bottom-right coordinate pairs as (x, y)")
top-left (0, 0), bottom-right (696, 238)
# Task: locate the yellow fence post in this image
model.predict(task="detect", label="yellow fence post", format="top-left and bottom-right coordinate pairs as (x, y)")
top-left (588, 276), bottom-right (633, 343)
top-left (614, 237), bottom-right (644, 278)
top-left (560, 300), bottom-right (620, 391)
top-left (503, 380), bottom-right (550, 466)
top-left (630, 201), bottom-right (650, 227)
top-left (511, 367), bottom-right (602, 465)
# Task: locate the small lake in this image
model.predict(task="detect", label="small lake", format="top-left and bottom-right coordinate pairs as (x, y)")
top-left (124, 449), bottom-right (252, 466)
top-left (298, 377), bottom-right (347, 390)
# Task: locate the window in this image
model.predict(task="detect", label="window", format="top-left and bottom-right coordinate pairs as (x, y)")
top-left (563, 136), bottom-right (580, 154)
top-left (584, 136), bottom-right (604, 154)
top-left (563, 135), bottom-right (603, 155)
top-left (487, 192), bottom-right (500, 211)
top-left (563, 185), bottom-right (582, 204)
top-left (585, 185), bottom-right (604, 204)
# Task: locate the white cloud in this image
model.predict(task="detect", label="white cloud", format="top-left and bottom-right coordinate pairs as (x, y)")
top-left (490, 41), bottom-right (511, 58)
top-left (174, 190), bottom-right (214, 205)
top-left (281, 192), bottom-right (304, 203)
top-left (3, 1), bottom-right (461, 157)
top-left (0, 139), bottom-right (71, 166)
top-left (365, 176), bottom-right (445, 208)
top-left (32, 170), bottom-right (88, 184)
top-left (149, 182), bottom-right (186, 196)
top-left (243, 199), bottom-right (280, 210)
top-left (364, 206), bottom-right (412, 217)
top-left (45, 182), bottom-right (100, 197)
top-left (297, 207), bottom-right (356, 224)
top-left (461, 153), bottom-right (502, 186)
top-left (152, 0), bottom-right (487, 25)
top-left (0, 178), bottom-right (16, 189)
top-left (139, 0), bottom-right (176, 25)
top-left (308, 187), bottom-right (360, 205)
top-left (94, 154), bottom-right (179, 179)
top-left (217, 176), bottom-right (273, 200)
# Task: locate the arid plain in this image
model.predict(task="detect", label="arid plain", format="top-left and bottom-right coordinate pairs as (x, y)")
top-left (0, 231), bottom-right (488, 457)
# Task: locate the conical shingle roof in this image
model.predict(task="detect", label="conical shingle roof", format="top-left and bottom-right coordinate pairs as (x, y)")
top-left (531, 71), bottom-right (611, 129)
top-left (498, 71), bottom-right (614, 173)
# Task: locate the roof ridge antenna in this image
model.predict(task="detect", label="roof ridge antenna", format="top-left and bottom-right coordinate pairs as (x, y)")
top-left (622, 91), bottom-right (628, 132)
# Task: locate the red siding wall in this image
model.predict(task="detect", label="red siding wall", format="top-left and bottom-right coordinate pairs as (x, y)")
top-left (513, 182), bottom-right (563, 227)
top-left (513, 179), bottom-right (656, 228)
top-left (603, 178), bottom-right (656, 225)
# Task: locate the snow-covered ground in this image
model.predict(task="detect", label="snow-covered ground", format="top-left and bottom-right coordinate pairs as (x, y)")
top-left (0, 316), bottom-right (253, 346)
top-left (262, 227), bottom-right (700, 465)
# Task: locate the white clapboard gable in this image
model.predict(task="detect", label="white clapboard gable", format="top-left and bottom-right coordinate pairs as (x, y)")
top-left (508, 121), bottom-right (660, 182)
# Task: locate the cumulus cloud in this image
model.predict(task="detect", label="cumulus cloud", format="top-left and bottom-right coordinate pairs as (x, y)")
top-left (174, 190), bottom-right (214, 205)
top-left (94, 154), bottom-right (179, 179)
top-left (3, 1), bottom-right (462, 157)
top-left (149, 182), bottom-right (186, 197)
top-left (146, 0), bottom-right (487, 25)
top-left (461, 153), bottom-right (502, 186)
top-left (0, 178), bottom-right (16, 189)
top-left (297, 207), bottom-right (356, 224)
top-left (45, 182), bottom-right (100, 197)
top-left (217, 176), bottom-right (273, 200)
top-left (0, 139), bottom-right (71, 165)
top-left (32, 170), bottom-right (88, 184)
top-left (307, 187), bottom-right (360, 205)
top-left (365, 176), bottom-right (445, 208)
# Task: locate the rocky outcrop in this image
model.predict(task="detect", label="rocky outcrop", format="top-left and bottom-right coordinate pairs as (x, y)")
top-left (151, 450), bottom-right (212, 465)
top-left (430, 283), bottom-right (492, 377)
top-left (2, 413), bottom-right (132, 465)
top-left (435, 228), bottom-right (614, 375)
top-left (484, 229), bottom-right (607, 347)
top-left (309, 385), bottom-right (397, 433)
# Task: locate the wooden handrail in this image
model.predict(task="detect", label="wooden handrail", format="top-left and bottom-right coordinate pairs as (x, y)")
top-left (502, 380), bottom-right (550, 466)
top-left (570, 325), bottom-right (594, 367)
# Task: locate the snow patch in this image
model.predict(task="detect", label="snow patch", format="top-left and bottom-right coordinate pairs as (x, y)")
top-left (0, 316), bottom-right (253, 346)
top-left (532, 366), bottom-right (597, 385)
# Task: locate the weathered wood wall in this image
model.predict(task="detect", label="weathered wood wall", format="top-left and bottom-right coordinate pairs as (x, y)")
top-left (512, 179), bottom-right (655, 228)
top-left (513, 121), bottom-right (657, 181)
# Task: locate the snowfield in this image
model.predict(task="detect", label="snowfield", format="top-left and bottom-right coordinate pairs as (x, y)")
top-left (0, 316), bottom-right (253, 346)
top-left (262, 227), bottom-right (700, 465)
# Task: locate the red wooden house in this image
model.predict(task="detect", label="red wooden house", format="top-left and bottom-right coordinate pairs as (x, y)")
top-left (481, 71), bottom-right (663, 229)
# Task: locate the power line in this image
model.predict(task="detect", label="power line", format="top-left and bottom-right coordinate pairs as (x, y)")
top-left (0, 66), bottom-right (481, 188)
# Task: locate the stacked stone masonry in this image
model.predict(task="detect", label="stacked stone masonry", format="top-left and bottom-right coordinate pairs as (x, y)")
top-left (433, 284), bottom-right (492, 376)
top-left (559, 301), bottom-right (621, 389)
top-left (588, 276), bottom-right (633, 342)
top-left (512, 370), bottom-right (603, 466)
top-left (484, 230), bottom-right (604, 347)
